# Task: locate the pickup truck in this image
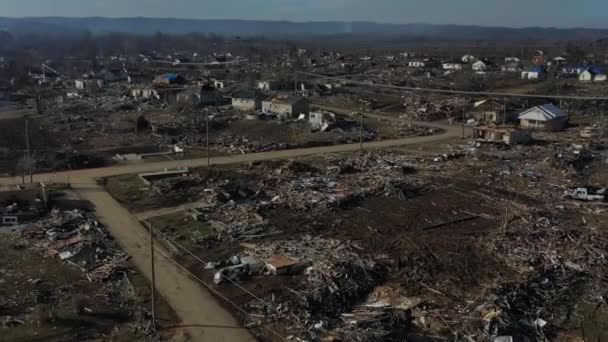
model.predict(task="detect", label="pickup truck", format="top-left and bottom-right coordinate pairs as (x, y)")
top-left (563, 187), bottom-right (606, 201)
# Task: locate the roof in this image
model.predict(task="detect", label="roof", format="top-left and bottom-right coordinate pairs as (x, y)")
top-left (473, 99), bottom-right (503, 109)
top-left (518, 103), bottom-right (568, 122)
top-left (235, 90), bottom-right (265, 100)
top-left (587, 66), bottom-right (605, 75)
top-left (268, 95), bottom-right (307, 105)
top-left (265, 255), bottom-right (299, 269)
top-left (525, 66), bottom-right (544, 73)
top-left (164, 73), bottom-right (180, 80)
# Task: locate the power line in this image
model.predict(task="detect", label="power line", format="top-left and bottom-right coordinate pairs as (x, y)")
top-left (297, 71), bottom-right (608, 101)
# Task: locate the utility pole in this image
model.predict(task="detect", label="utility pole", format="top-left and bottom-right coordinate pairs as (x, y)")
top-left (461, 107), bottom-right (465, 138)
top-left (149, 223), bottom-right (157, 331)
top-left (503, 99), bottom-right (507, 125)
top-left (205, 110), bottom-right (210, 168)
top-left (359, 112), bottom-right (364, 152)
top-left (25, 119), bottom-right (32, 184)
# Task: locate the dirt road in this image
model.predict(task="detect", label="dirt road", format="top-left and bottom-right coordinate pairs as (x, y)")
top-left (0, 116), bottom-right (469, 342)
top-left (74, 183), bottom-right (256, 342)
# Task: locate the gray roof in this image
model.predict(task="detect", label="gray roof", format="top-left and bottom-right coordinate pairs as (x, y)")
top-left (518, 103), bottom-right (568, 121)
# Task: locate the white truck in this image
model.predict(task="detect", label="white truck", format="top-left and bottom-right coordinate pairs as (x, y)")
top-left (563, 187), bottom-right (606, 201)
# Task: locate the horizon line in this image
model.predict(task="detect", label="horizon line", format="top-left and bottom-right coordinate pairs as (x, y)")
top-left (0, 16), bottom-right (606, 31)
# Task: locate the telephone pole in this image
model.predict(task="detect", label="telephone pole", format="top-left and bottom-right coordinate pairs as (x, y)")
top-left (25, 119), bottom-right (32, 184)
top-left (359, 112), bottom-right (364, 152)
top-left (149, 223), bottom-right (157, 331)
top-left (205, 110), bottom-right (210, 168)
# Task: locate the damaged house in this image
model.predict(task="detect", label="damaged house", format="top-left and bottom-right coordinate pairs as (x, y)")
top-left (99, 68), bottom-right (130, 84)
top-left (473, 125), bottom-right (531, 145)
top-left (309, 111), bottom-right (337, 131)
top-left (232, 90), bottom-right (266, 111)
top-left (469, 99), bottom-right (517, 124)
top-left (0, 183), bottom-right (48, 225)
top-left (518, 103), bottom-right (569, 131)
top-left (262, 95), bottom-right (310, 120)
top-left (154, 73), bottom-right (186, 86)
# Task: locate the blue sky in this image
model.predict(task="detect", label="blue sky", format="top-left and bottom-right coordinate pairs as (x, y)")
top-left (2, 0), bottom-right (605, 28)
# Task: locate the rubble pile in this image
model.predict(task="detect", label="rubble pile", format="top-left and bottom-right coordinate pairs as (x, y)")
top-left (475, 218), bottom-right (608, 341)
top-left (551, 144), bottom-right (595, 173)
top-left (30, 209), bottom-right (130, 281)
top-left (210, 134), bottom-right (286, 154)
top-left (240, 236), bottom-right (387, 341)
top-left (400, 95), bottom-right (468, 121)
top-left (0, 209), bottom-right (156, 338)
top-left (152, 174), bottom-right (208, 203)
top-left (398, 124), bottom-right (439, 137)
top-left (260, 154), bottom-right (422, 211)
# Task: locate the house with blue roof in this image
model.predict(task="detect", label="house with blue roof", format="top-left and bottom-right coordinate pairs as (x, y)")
top-left (521, 66), bottom-right (546, 80)
top-left (562, 65), bottom-right (587, 77)
top-left (153, 73), bottom-right (186, 86)
top-left (579, 66), bottom-right (607, 82)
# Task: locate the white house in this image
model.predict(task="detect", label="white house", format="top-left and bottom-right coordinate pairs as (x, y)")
top-left (521, 66), bottom-right (545, 80)
top-left (442, 63), bottom-right (463, 70)
top-left (518, 103), bottom-right (568, 131)
top-left (579, 67), bottom-right (607, 82)
top-left (502, 62), bottom-right (521, 73)
top-left (462, 54), bottom-right (477, 63)
top-left (472, 60), bottom-right (487, 71)
top-left (408, 61), bottom-right (425, 68)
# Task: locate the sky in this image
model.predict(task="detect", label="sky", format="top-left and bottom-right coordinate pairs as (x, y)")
top-left (1, 0), bottom-right (606, 28)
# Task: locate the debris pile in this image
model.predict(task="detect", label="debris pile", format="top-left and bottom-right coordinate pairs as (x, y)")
top-left (220, 236), bottom-right (388, 341)
top-left (400, 95), bottom-right (468, 121)
top-left (29, 209), bottom-right (129, 282)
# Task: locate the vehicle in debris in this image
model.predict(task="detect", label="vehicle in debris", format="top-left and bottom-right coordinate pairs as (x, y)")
top-left (563, 187), bottom-right (606, 201)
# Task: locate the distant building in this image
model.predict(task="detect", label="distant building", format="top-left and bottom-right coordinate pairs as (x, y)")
top-left (462, 54), bottom-right (477, 63)
top-left (130, 87), bottom-right (160, 100)
top-left (505, 57), bottom-right (520, 63)
top-left (100, 68), bottom-right (130, 83)
top-left (199, 84), bottom-right (228, 106)
top-left (0, 183), bottom-right (48, 225)
top-left (562, 65), bottom-right (587, 77)
top-left (257, 81), bottom-right (281, 91)
top-left (442, 62), bottom-right (463, 70)
top-left (521, 66), bottom-right (546, 80)
top-left (177, 87), bottom-right (203, 106)
top-left (579, 67), bottom-right (607, 82)
top-left (262, 95), bottom-right (310, 120)
top-left (469, 99), bottom-right (517, 123)
top-left (502, 62), bottom-right (522, 73)
top-left (553, 56), bottom-right (568, 65)
top-left (518, 103), bottom-right (569, 131)
top-left (532, 53), bottom-right (545, 65)
top-left (408, 61), bottom-right (425, 68)
top-left (154, 73), bottom-right (186, 86)
top-left (74, 78), bottom-right (104, 91)
top-left (232, 90), bottom-right (265, 111)
top-left (473, 126), bottom-right (532, 145)
top-left (309, 111), bottom-right (336, 131)
top-left (472, 60), bottom-right (487, 71)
